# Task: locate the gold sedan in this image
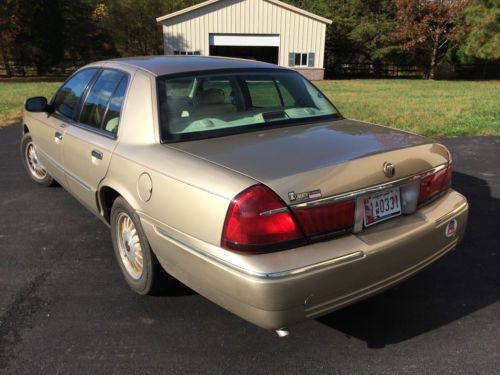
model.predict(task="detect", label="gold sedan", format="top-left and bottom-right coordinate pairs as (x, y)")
top-left (21, 56), bottom-right (468, 335)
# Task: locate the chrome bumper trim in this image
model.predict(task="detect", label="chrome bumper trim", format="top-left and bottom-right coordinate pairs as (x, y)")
top-left (153, 225), bottom-right (364, 279)
top-left (291, 163), bottom-right (449, 209)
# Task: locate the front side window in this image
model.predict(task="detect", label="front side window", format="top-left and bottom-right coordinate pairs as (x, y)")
top-left (158, 69), bottom-right (339, 142)
top-left (53, 69), bottom-right (98, 119)
top-left (79, 69), bottom-right (127, 130)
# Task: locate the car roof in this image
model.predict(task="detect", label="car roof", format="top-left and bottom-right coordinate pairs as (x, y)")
top-left (100, 56), bottom-right (288, 77)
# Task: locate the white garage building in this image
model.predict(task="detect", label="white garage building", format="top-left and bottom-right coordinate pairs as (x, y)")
top-left (156, 0), bottom-right (332, 80)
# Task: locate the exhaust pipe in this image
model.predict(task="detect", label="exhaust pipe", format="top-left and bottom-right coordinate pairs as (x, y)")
top-left (275, 327), bottom-right (290, 338)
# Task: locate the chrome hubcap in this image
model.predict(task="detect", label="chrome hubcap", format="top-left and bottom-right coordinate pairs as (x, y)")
top-left (26, 142), bottom-right (47, 180)
top-left (116, 212), bottom-right (144, 280)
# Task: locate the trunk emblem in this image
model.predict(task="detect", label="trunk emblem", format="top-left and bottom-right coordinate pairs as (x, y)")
top-left (288, 190), bottom-right (322, 203)
top-left (383, 162), bottom-right (396, 178)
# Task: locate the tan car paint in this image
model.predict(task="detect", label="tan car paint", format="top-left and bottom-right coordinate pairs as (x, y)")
top-left (23, 57), bottom-right (469, 331)
top-left (26, 111), bottom-right (69, 189)
top-left (143, 191), bottom-right (467, 330)
top-left (61, 126), bottom-right (119, 214)
top-left (168, 120), bottom-right (450, 204)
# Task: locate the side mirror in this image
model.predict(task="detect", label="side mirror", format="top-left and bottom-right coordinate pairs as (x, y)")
top-left (25, 96), bottom-right (50, 112)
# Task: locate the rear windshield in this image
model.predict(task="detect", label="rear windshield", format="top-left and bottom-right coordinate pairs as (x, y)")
top-left (157, 69), bottom-right (340, 142)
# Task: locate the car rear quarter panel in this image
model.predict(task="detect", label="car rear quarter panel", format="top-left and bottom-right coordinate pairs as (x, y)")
top-left (99, 68), bottom-right (256, 246)
top-left (104, 144), bottom-right (256, 245)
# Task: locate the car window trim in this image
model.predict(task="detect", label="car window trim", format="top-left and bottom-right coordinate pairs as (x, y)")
top-left (72, 121), bottom-right (119, 140)
top-left (156, 68), bottom-right (343, 144)
top-left (52, 112), bottom-right (119, 140)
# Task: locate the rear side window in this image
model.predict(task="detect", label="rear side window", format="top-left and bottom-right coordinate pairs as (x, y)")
top-left (277, 82), bottom-right (295, 107)
top-left (202, 78), bottom-right (235, 104)
top-left (79, 70), bottom-right (127, 130)
top-left (166, 77), bottom-right (195, 97)
top-left (246, 79), bottom-right (296, 108)
top-left (246, 79), bottom-right (282, 108)
top-left (53, 69), bottom-right (98, 119)
top-left (102, 78), bottom-right (128, 134)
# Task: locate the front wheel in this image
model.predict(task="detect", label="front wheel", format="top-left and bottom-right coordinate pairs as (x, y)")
top-left (20, 133), bottom-right (55, 186)
top-left (110, 197), bottom-right (168, 295)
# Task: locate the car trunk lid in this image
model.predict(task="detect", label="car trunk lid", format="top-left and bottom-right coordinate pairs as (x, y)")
top-left (167, 119), bottom-right (450, 204)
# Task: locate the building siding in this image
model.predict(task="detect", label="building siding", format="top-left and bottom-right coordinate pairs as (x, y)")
top-left (161, 0), bottom-right (327, 70)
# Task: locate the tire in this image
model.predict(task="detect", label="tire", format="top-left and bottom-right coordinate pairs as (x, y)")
top-left (20, 133), bottom-right (55, 186)
top-left (110, 196), bottom-right (168, 295)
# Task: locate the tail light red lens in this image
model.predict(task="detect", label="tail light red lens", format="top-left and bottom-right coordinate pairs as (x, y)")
top-left (293, 200), bottom-right (355, 237)
top-left (442, 163), bottom-right (453, 190)
top-left (418, 163), bottom-right (453, 204)
top-left (221, 185), bottom-right (304, 252)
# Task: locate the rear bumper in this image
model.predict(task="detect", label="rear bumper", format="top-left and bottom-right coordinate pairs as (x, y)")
top-left (141, 190), bottom-right (468, 330)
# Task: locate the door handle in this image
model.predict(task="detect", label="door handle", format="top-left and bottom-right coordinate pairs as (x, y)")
top-left (91, 150), bottom-right (103, 160)
top-left (54, 132), bottom-right (63, 143)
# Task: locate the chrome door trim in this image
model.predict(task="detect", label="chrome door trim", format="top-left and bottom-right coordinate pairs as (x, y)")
top-left (52, 112), bottom-right (118, 140)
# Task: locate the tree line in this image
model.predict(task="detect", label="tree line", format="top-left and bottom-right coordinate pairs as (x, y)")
top-left (0, 0), bottom-right (498, 78)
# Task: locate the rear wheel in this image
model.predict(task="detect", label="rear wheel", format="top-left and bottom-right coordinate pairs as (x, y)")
top-left (110, 196), bottom-right (168, 295)
top-left (20, 133), bottom-right (55, 186)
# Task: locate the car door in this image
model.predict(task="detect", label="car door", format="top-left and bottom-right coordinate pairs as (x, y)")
top-left (31, 68), bottom-right (99, 188)
top-left (60, 69), bottom-right (129, 214)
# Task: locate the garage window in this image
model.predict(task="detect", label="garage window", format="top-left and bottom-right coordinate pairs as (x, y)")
top-left (174, 50), bottom-right (201, 56)
top-left (289, 53), bottom-right (315, 68)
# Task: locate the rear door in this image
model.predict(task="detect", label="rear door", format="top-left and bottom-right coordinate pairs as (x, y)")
top-left (60, 69), bottom-right (129, 214)
top-left (32, 68), bottom-right (99, 188)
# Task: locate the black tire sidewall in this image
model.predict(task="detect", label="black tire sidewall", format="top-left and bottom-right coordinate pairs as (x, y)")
top-left (20, 133), bottom-right (54, 186)
top-left (110, 197), bottom-right (155, 295)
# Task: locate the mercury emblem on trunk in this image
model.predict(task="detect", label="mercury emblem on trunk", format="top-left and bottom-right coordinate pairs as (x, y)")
top-left (383, 162), bottom-right (396, 178)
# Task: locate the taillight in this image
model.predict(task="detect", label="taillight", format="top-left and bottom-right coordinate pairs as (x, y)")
top-left (221, 185), bottom-right (304, 252)
top-left (442, 163), bottom-right (453, 190)
top-left (293, 200), bottom-right (355, 237)
top-left (418, 163), bottom-right (453, 204)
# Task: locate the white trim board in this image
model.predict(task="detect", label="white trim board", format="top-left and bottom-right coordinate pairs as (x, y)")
top-left (209, 34), bottom-right (280, 47)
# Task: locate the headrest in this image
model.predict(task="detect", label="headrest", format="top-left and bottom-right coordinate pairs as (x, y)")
top-left (199, 89), bottom-right (225, 105)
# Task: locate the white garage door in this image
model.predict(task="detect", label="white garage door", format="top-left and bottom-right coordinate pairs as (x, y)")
top-left (209, 34), bottom-right (280, 47)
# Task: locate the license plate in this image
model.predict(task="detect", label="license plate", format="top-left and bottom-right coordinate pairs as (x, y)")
top-left (363, 188), bottom-right (402, 227)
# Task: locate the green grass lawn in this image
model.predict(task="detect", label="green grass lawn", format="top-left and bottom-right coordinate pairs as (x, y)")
top-left (0, 81), bottom-right (61, 124)
top-left (317, 80), bottom-right (499, 136)
top-left (1, 79), bottom-right (498, 136)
